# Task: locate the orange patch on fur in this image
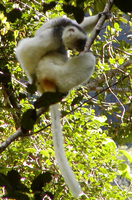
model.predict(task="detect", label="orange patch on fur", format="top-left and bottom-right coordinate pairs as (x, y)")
top-left (41, 79), bottom-right (56, 92)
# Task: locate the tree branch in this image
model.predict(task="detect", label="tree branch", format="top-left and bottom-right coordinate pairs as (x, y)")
top-left (85, 0), bottom-right (114, 52)
top-left (0, 107), bottom-right (47, 153)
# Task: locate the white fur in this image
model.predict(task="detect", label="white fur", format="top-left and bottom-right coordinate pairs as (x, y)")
top-left (16, 28), bottom-right (61, 81)
top-left (80, 15), bottom-right (99, 33)
top-left (50, 104), bottom-right (82, 197)
top-left (16, 15), bottom-right (98, 197)
top-left (36, 52), bottom-right (95, 93)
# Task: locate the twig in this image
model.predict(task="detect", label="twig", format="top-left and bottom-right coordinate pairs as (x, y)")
top-left (85, 59), bottom-right (132, 90)
top-left (71, 75), bottom-right (129, 114)
top-left (113, 179), bottom-right (131, 200)
top-left (103, 73), bottom-right (125, 122)
top-left (88, 87), bottom-right (130, 93)
top-left (113, 46), bottom-right (132, 57)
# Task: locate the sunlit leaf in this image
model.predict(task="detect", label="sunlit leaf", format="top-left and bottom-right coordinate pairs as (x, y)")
top-left (119, 150), bottom-right (132, 163)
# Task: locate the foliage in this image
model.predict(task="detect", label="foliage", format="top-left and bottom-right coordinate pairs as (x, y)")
top-left (0, 0), bottom-right (132, 199)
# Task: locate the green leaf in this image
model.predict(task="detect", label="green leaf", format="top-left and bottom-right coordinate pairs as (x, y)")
top-left (25, 148), bottom-right (36, 153)
top-left (119, 150), bottom-right (132, 163)
top-left (118, 163), bottom-right (132, 180)
top-left (114, 22), bottom-right (119, 29)
top-left (103, 138), bottom-right (117, 150)
top-left (119, 17), bottom-right (128, 24)
top-left (118, 163), bottom-right (128, 171)
top-left (40, 150), bottom-right (49, 158)
top-left (71, 95), bottom-right (83, 106)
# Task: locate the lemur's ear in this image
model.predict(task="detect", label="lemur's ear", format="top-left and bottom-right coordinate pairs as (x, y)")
top-left (67, 28), bottom-right (75, 32)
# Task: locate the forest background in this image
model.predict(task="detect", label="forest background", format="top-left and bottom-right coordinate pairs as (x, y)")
top-left (0, 0), bottom-right (132, 199)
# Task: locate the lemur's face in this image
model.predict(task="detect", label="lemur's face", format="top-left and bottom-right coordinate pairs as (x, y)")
top-left (62, 26), bottom-right (87, 52)
top-left (75, 38), bottom-right (87, 52)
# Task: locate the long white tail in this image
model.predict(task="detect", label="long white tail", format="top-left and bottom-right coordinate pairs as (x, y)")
top-left (50, 104), bottom-right (82, 197)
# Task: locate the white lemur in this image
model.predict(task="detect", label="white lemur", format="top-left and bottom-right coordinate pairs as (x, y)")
top-left (16, 14), bottom-right (100, 197)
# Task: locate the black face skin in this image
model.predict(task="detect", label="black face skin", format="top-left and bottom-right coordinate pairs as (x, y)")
top-left (76, 39), bottom-right (87, 52)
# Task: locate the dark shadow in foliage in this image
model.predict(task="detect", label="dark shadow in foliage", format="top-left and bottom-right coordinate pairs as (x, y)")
top-left (0, 3), bottom-right (6, 14)
top-left (6, 8), bottom-right (22, 23)
top-left (3, 193), bottom-right (29, 200)
top-left (62, 0), bottom-right (86, 23)
top-left (31, 172), bottom-right (54, 200)
top-left (21, 88), bottom-right (67, 133)
top-left (42, 0), bottom-right (85, 23)
top-left (76, 0), bottom-right (86, 6)
top-left (44, 191), bottom-right (54, 199)
top-left (18, 92), bottom-right (27, 101)
top-left (0, 67), bottom-right (18, 108)
top-left (0, 70), bottom-right (11, 84)
top-left (114, 0), bottom-right (132, 12)
top-left (0, 3), bottom-right (22, 23)
top-left (43, 1), bottom-right (57, 13)
top-left (72, 6), bottom-right (84, 24)
top-left (31, 172), bottom-right (52, 192)
top-left (34, 91), bottom-right (68, 109)
top-left (26, 75), bottom-right (37, 95)
top-left (34, 191), bottom-right (54, 200)
top-left (71, 95), bottom-right (84, 107)
top-left (63, 0), bottom-right (70, 2)
top-left (21, 109), bottom-right (37, 133)
top-left (62, 4), bottom-right (84, 23)
top-left (0, 66), bottom-right (21, 129)
top-left (7, 170), bottom-right (21, 188)
top-left (62, 4), bottom-right (73, 14)
top-left (0, 170), bottom-right (54, 200)
top-left (0, 170), bottom-right (29, 200)
top-left (26, 74), bottom-right (42, 96)
top-left (26, 83), bottom-right (37, 95)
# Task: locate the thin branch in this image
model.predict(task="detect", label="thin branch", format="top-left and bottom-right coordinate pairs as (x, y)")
top-left (85, 59), bottom-right (132, 90)
top-left (103, 73), bottom-right (125, 122)
top-left (16, 0), bottom-right (44, 17)
top-left (113, 46), bottom-right (132, 57)
top-left (70, 75), bottom-right (129, 115)
top-left (113, 179), bottom-right (131, 200)
top-left (89, 87), bottom-right (131, 93)
top-left (12, 75), bottom-right (27, 88)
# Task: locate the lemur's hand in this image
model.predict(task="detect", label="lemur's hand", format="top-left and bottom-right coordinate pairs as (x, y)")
top-left (99, 12), bottom-right (112, 20)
